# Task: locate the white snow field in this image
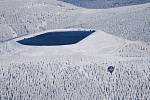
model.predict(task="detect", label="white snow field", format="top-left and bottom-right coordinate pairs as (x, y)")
top-left (0, 0), bottom-right (150, 100)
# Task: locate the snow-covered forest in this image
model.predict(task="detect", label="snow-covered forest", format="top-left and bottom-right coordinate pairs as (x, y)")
top-left (0, 0), bottom-right (150, 100)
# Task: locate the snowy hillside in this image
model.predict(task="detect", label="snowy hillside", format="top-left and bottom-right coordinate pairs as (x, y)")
top-left (0, 0), bottom-right (150, 43)
top-left (0, 0), bottom-right (150, 100)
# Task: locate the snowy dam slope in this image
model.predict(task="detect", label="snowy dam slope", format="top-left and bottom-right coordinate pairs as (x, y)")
top-left (0, 30), bottom-right (131, 57)
top-left (74, 30), bottom-right (126, 55)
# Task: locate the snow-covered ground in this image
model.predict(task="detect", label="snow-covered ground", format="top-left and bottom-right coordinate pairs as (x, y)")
top-left (0, 0), bottom-right (150, 100)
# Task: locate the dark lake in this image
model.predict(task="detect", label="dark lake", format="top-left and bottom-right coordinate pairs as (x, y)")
top-left (17, 30), bottom-right (95, 46)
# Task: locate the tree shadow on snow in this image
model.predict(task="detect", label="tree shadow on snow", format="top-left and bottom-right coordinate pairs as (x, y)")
top-left (17, 30), bottom-right (95, 46)
top-left (59, 0), bottom-right (150, 9)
